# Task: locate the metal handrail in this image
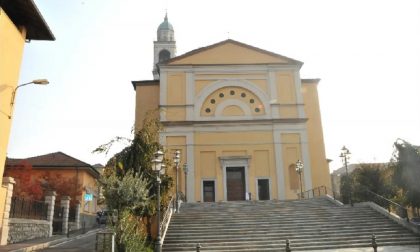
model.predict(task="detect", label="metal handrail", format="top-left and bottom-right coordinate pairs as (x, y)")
top-left (160, 195), bottom-right (175, 241)
top-left (361, 188), bottom-right (409, 221)
top-left (298, 185), bottom-right (326, 199)
top-left (298, 185), bottom-right (341, 201)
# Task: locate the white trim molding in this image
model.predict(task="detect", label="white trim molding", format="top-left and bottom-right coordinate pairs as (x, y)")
top-left (255, 177), bottom-right (272, 200)
top-left (194, 79), bottom-right (271, 121)
top-left (219, 156), bottom-right (251, 201)
top-left (214, 99), bottom-right (252, 117)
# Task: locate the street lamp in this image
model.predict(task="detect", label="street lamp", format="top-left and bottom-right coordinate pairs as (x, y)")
top-left (9, 79), bottom-right (49, 119)
top-left (151, 150), bottom-right (164, 252)
top-left (339, 146), bottom-right (352, 206)
top-left (173, 150), bottom-right (181, 213)
top-left (183, 163), bottom-right (188, 202)
top-left (296, 160), bottom-right (304, 199)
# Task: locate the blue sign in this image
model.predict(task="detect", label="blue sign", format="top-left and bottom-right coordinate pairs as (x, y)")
top-left (84, 193), bottom-right (93, 201)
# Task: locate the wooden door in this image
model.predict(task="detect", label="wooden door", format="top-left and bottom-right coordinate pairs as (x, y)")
top-left (226, 167), bottom-right (245, 201)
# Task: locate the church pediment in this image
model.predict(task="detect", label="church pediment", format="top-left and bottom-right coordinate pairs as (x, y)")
top-left (165, 39), bottom-right (302, 66)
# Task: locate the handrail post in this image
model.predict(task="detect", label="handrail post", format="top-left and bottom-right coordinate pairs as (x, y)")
top-left (196, 243), bottom-right (201, 252)
top-left (372, 234), bottom-right (377, 252)
top-left (285, 239), bottom-right (291, 252)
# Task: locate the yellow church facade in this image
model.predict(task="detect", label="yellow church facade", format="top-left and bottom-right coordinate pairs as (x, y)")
top-left (134, 15), bottom-right (330, 202)
top-left (134, 41), bottom-right (330, 202)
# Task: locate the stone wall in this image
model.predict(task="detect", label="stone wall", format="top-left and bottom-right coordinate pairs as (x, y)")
top-left (8, 218), bottom-right (50, 244)
top-left (80, 213), bottom-right (97, 228)
top-left (68, 221), bottom-right (78, 232)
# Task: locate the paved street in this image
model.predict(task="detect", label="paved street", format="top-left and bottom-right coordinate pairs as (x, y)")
top-left (39, 231), bottom-right (97, 252)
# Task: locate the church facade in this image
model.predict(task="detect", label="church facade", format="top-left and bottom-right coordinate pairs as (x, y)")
top-left (133, 15), bottom-right (331, 202)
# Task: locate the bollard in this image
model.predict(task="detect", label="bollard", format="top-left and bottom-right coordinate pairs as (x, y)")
top-left (286, 239), bottom-right (291, 252)
top-left (82, 221), bottom-right (86, 234)
top-left (196, 243), bottom-right (201, 252)
top-left (67, 223), bottom-right (70, 238)
top-left (372, 234), bottom-right (377, 252)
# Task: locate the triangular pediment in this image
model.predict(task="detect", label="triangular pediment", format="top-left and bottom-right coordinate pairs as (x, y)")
top-left (165, 39), bottom-right (302, 66)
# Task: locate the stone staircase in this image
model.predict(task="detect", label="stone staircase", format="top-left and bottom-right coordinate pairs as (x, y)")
top-left (163, 197), bottom-right (419, 251)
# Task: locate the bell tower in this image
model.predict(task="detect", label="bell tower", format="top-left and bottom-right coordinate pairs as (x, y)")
top-left (153, 13), bottom-right (176, 80)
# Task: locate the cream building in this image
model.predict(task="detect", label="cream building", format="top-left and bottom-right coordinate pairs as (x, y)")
top-left (133, 15), bottom-right (330, 202)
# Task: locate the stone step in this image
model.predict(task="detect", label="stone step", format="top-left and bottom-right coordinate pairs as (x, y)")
top-left (164, 227), bottom-right (412, 240)
top-left (163, 197), bottom-right (418, 251)
top-left (167, 220), bottom-right (399, 231)
top-left (171, 215), bottom-right (387, 227)
top-left (163, 240), bottom-right (420, 252)
top-left (163, 237), bottom-right (420, 250)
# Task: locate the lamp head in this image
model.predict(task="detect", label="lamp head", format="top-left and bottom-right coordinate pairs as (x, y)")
top-left (32, 79), bottom-right (49, 85)
top-left (151, 158), bottom-right (162, 172)
top-left (174, 150), bottom-right (181, 165)
top-left (160, 164), bottom-right (166, 175)
top-left (340, 146), bottom-right (351, 160)
top-left (296, 159), bottom-right (304, 173)
top-left (154, 150), bottom-right (164, 162)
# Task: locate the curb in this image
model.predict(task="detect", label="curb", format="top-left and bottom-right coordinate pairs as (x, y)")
top-left (9, 228), bottom-right (101, 252)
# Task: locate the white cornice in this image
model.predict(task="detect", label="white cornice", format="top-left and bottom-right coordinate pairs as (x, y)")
top-left (159, 64), bottom-right (299, 73)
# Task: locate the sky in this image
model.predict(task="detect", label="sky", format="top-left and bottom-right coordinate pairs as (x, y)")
top-left (7, 0), bottom-right (420, 171)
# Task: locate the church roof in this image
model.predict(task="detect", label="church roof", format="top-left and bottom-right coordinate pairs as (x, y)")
top-left (157, 13), bottom-right (173, 31)
top-left (163, 39), bottom-right (303, 66)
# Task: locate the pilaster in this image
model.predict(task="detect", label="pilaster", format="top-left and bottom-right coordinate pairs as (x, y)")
top-left (44, 191), bottom-right (56, 237)
top-left (60, 196), bottom-right (71, 235)
top-left (0, 177), bottom-right (15, 245)
top-left (75, 203), bottom-right (81, 229)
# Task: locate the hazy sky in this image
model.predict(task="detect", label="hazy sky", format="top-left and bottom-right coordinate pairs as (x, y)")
top-left (7, 0), bottom-right (420, 171)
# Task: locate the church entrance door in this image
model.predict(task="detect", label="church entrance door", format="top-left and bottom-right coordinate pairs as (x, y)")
top-left (226, 167), bottom-right (245, 201)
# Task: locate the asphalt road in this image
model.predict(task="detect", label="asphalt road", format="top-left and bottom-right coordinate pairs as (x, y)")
top-left (39, 231), bottom-right (97, 252)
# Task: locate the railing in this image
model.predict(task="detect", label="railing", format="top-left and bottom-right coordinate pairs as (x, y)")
top-left (194, 234), bottom-right (383, 252)
top-left (298, 185), bottom-right (339, 200)
top-left (10, 196), bottom-right (48, 220)
top-left (356, 188), bottom-right (409, 221)
top-left (160, 195), bottom-right (175, 242)
top-left (68, 206), bottom-right (76, 222)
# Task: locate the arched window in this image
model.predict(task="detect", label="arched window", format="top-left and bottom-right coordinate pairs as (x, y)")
top-left (159, 50), bottom-right (171, 62)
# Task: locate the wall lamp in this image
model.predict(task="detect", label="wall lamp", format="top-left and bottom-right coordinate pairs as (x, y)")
top-left (9, 79), bottom-right (49, 119)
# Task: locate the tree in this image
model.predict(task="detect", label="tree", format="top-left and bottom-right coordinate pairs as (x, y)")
top-left (100, 170), bottom-right (150, 251)
top-left (351, 163), bottom-right (396, 202)
top-left (391, 139), bottom-right (420, 215)
top-left (339, 173), bottom-right (354, 204)
top-left (94, 112), bottom-right (173, 250)
top-left (4, 162), bottom-right (83, 203)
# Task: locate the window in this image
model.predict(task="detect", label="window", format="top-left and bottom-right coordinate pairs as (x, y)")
top-left (159, 49), bottom-right (170, 62)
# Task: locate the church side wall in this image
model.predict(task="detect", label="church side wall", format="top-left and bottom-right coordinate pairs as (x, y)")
top-left (135, 84), bottom-right (159, 130)
top-left (301, 81), bottom-right (331, 189)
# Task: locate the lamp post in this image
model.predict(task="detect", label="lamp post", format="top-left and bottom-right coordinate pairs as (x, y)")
top-left (183, 163), bottom-right (188, 202)
top-left (173, 150), bottom-right (181, 213)
top-left (296, 160), bottom-right (304, 199)
top-left (9, 79), bottom-right (49, 119)
top-left (152, 150), bottom-right (164, 252)
top-left (339, 146), bottom-right (352, 206)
